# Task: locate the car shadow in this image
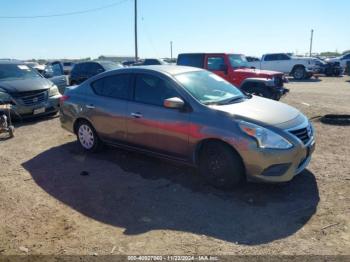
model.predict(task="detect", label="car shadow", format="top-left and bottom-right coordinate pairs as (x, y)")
top-left (22, 142), bottom-right (320, 245)
top-left (12, 113), bottom-right (59, 128)
top-left (287, 78), bottom-right (322, 83)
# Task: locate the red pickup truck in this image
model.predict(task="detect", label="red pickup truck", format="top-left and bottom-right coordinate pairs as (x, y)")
top-left (177, 53), bottom-right (289, 100)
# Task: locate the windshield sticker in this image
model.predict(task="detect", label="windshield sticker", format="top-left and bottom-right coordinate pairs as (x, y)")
top-left (18, 65), bottom-right (31, 70)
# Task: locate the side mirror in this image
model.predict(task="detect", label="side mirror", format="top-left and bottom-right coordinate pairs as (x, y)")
top-left (163, 97), bottom-right (185, 109)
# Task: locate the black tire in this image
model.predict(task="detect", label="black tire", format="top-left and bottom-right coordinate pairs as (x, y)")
top-left (320, 114), bottom-right (350, 126)
top-left (75, 120), bottom-right (102, 152)
top-left (293, 66), bottom-right (306, 80)
top-left (198, 141), bottom-right (245, 189)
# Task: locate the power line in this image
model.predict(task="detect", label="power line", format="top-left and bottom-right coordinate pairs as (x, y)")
top-left (0, 0), bottom-right (130, 19)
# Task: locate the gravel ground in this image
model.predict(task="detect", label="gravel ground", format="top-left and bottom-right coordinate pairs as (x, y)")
top-left (0, 76), bottom-right (349, 256)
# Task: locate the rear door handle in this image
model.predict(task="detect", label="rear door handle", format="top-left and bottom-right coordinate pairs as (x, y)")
top-left (86, 104), bottom-right (95, 109)
top-left (131, 112), bottom-right (143, 118)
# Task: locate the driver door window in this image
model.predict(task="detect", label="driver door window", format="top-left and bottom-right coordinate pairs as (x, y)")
top-left (127, 74), bottom-right (189, 157)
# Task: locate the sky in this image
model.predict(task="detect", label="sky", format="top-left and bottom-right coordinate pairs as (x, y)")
top-left (0, 0), bottom-right (349, 60)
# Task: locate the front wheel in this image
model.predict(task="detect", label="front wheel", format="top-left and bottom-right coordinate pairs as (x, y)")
top-left (293, 67), bottom-right (306, 80)
top-left (199, 141), bottom-right (245, 189)
top-left (76, 120), bottom-right (101, 152)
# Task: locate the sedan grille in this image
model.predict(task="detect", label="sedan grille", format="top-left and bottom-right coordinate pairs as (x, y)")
top-left (12, 90), bottom-right (48, 106)
top-left (289, 125), bottom-right (312, 145)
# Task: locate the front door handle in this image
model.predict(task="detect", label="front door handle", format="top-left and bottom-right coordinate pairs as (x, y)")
top-left (86, 104), bottom-right (95, 109)
top-left (131, 112), bottom-right (143, 118)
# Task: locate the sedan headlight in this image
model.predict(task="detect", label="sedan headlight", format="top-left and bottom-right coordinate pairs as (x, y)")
top-left (239, 121), bottom-right (293, 149)
top-left (48, 85), bottom-right (60, 97)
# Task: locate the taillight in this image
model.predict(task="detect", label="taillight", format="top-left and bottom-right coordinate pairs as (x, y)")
top-left (60, 95), bottom-right (70, 103)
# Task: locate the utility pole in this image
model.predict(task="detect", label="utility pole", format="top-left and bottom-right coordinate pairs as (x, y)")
top-left (134, 0), bottom-right (138, 61)
top-left (309, 29), bottom-right (314, 57)
top-left (170, 41), bottom-right (173, 60)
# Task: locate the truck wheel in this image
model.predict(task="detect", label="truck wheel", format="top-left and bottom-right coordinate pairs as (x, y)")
top-left (293, 66), bottom-right (306, 80)
top-left (198, 141), bottom-right (245, 189)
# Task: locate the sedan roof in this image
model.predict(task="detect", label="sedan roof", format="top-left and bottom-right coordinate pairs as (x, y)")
top-left (125, 65), bottom-right (202, 76)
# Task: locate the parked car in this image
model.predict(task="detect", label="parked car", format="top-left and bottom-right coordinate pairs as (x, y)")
top-left (321, 61), bottom-right (343, 77)
top-left (24, 61), bottom-right (46, 73)
top-left (60, 65), bottom-right (315, 188)
top-left (325, 53), bottom-right (350, 69)
top-left (177, 53), bottom-right (288, 100)
top-left (0, 60), bottom-right (61, 118)
top-left (43, 62), bottom-right (69, 94)
top-left (134, 58), bottom-right (169, 66)
top-left (70, 61), bottom-right (123, 85)
top-left (245, 56), bottom-right (260, 63)
top-left (247, 53), bottom-right (322, 80)
top-left (62, 62), bottom-right (75, 75)
top-left (122, 60), bottom-right (137, 67)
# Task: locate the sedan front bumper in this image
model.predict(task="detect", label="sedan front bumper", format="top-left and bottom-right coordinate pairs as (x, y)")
top-left (10, 94), bottom-right (61, 119)
top-left (241, 137), bottom-right (316, 183)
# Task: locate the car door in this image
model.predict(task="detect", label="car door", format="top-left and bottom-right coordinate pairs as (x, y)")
top-left (46, 62), bottom-right (68, 94)
top-left (262, 54), bottom-right (280, 71)
top-left (76, 63), bottom-right (89, 84)
top-left (205, 55), bottom-right (230, 82)
top-left (278, 54), bottom-right (292, 73)
top-left (87, 73), bottom-right (132, 142)
top-left (126, 73), bottom-right (190, 158)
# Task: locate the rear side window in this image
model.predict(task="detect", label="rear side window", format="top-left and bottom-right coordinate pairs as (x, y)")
top-left (86, 63), bottom-right (103, 75)
top-left (92, 74), bottom-right (131, 100)
top-left (177, 54), bottom-right (204, 68)
top-left (144, 59), bottom-right (160, 65)
top-left (134, 74), bottom-right (178, 106)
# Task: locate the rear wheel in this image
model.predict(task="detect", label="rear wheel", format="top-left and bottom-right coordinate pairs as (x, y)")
top-left (198, 141), bottom-right (245, 189)
top-left (76, 120), bottom-right (101, 152)
top-left (293, 66), bottom-right (306, 80)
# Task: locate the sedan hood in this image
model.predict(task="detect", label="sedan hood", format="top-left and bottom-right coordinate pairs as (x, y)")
top-left (210, 96), bottom-right (302, 127)
top-left (0, 77), bottom-right (52, 93)
top-left (235, 68), bottom-right (283, 78)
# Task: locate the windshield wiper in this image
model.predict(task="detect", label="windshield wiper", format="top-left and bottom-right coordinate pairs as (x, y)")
top-left (217, 96), bottom-right (244, 105)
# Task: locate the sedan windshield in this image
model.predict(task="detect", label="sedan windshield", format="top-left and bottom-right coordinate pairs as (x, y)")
top-left (229, 54), bottom-right (249, 68)
top-left (175, 71), bottom-right (244, 105)
top-left (100, 62), bottom-right (123, 71)
top-left (0, 64), bottom-right (42, 81)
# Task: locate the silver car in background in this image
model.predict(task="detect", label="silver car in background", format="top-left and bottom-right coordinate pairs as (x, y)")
top-left (60, 66), bottom-right (315, 188)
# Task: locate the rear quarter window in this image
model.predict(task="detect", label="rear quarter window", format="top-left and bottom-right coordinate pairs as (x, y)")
top-left (177, 54), bottom-right (204, 68)
top-left (91, 74), bottom-right (131, 100)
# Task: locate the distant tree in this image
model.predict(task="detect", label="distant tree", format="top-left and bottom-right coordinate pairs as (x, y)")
top-left (319, 51), bottom-right (341, 57)
top-left (342, 50), bottom-right (350, 55)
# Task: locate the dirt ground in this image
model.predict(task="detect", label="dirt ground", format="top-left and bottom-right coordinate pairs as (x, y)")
top-left (0, 76), bottom-right (349, 256)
